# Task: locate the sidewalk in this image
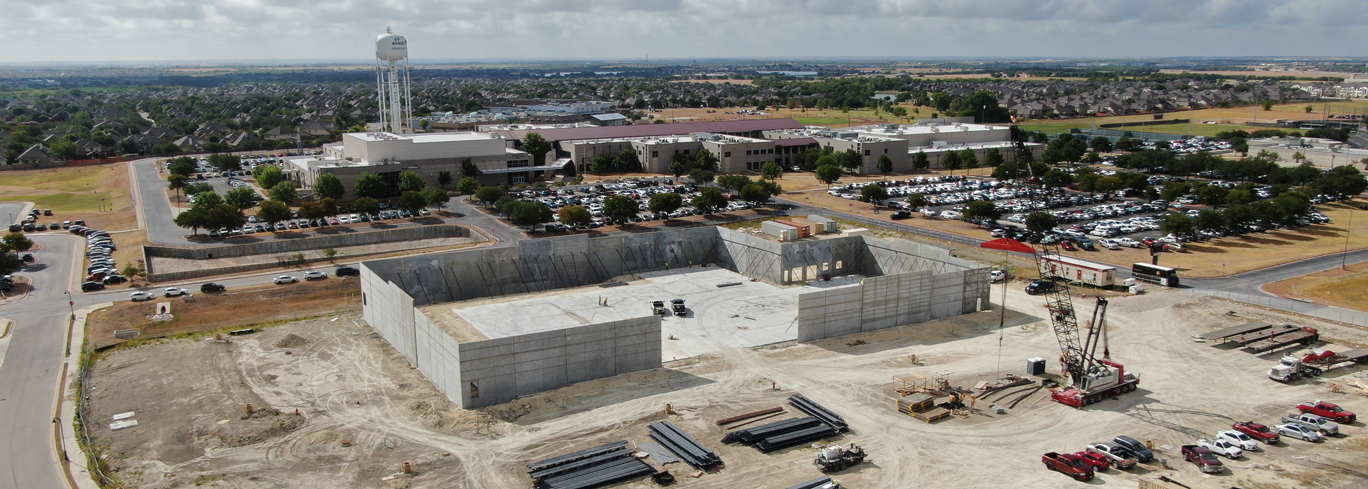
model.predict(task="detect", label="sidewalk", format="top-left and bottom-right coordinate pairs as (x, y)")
top-left (58, 302), bottom-right (110, 489)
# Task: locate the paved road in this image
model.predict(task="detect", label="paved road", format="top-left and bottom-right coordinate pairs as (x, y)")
top-left (0, 203), bottom-right (27, 227)
top-left (0, 234), bottom-right (78, 489)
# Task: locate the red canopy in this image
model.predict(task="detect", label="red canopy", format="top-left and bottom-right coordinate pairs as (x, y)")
top-left (980, 237), bottom-right (1035, 254)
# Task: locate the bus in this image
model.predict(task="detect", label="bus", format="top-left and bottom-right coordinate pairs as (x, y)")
top-left (1131, 263), bottom-right (1179, 287)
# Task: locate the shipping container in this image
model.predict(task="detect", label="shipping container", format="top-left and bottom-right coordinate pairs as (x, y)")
top-left (762, 220), bottom-right (799, 241)
top-left (774, 219), bottom-right (811, 238)
top-left (806, 215), bottom-right (837, 233)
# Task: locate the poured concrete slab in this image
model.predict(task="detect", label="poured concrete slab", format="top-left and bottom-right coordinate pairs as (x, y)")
top-left (436, 267), bottom-right (860, 360)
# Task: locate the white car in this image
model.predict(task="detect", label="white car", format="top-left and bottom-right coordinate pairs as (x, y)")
top-left (1276, 423), bottom-right (1323, 442)
top-left (1097, 239), bottom-right (1120, 250)
top-left (163, 287), bottom-right (188, 297)
top-left (989, 270), bottom-right (1006, 283)
top-left (273, 275), bottom-right (299, 284)
top-left (303, 271), bottom-right (327, 281)
top-left (1115, 237), bottom-right (1140, 248)
top-left (130, 291), bottom-right (155, 302)
top-left (1216, 430), bottom-right (1260, 451)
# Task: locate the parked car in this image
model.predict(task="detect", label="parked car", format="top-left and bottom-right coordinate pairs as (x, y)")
top-left (81, 281), bottom-right (105, 292)
top-left (1276, 422), bottom-right (1323, 442)
top-left (890, 210), bottom-right (911, 220)
top-left (1297, 400), bottom-right (1356, 423)
top-left (1195, 438), bottom-right (1243, 459)
top-left (1215, 430), bottom-right (1260, 451)
top-left (164, 287), bottom-right (188, 297)
top-left (1072, 451), bottom-right (1111, 471)
top-left (1041, 452), bottom-right (1094, 481)
top-left (1084, 443), bottom-right (1137, 470)
top-left (303, 270), bottom-right (327, 281)
top-left (1111, 436), bottom-right (1154, 463)
top-left (335, 266), bottom-right (360, 277)
top-left (1180, 445), bottom-right (1224, 473)
top-left (130, 291), bottom-right (155, 302)
top-left (1232, 421), bottom-right (1280, 443)
top-left (1280, 412), bottom-right (1339, 435)
top-left (102, 275), bottom-right (128, 285)
top-left (200, 283), bottom-right (226, 293)
top-left (1025, 280), bottom-right (1057, 295)
top-left (273, 275), bottom-right (299, 284)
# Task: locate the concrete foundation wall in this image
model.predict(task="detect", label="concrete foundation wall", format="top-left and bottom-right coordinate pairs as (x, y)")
top-left (146, 224), bottom-right (478, 261)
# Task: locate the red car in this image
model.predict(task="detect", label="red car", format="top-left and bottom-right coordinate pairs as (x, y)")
top-left (1231, 421), bottom-right (1280, 443)
top-left (1072, 451), bottom-right (1111, 470)
top-left (1060, 240), bottom-right (1077, 251)
top-left (1297, 401), bottom-right (1356, 423)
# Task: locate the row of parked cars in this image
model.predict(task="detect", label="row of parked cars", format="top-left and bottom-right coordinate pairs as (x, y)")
top-left (7, 209), bottom-right (70, 233)
top-left (77, 225), bottom-right (125, 292)
top-left (206, 210), bottom-right (424, 237)
top-left (1045, 401), bottom-right (1354, 480)
top-left (127, 266), bottom-right (360, 300)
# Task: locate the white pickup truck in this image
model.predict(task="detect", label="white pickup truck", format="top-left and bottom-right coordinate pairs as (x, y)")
top-left (1196, 438), bottom-right (1243, 459)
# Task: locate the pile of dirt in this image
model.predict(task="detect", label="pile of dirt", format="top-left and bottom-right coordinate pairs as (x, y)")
top-left (202, 408), bottom-right (307, 447)
top-left (273, 333), bottom-right (308, 349)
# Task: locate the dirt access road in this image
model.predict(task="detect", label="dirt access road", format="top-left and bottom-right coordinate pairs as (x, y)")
top-left (88, 287), bottom-right (1368, 489)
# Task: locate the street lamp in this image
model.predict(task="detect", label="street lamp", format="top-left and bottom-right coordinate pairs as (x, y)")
top-left (65, 290), bottom-right (75, 319)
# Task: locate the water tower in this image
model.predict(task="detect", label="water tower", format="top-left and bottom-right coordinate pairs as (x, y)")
top-left (375, 27), bottom-right (413, 134)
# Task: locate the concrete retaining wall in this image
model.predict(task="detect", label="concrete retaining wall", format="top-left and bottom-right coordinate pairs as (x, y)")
top-left (146, 224), bottom-right (476, 261)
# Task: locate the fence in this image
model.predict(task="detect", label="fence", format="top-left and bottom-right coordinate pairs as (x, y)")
top-left (1195, 288), bottom-right (1368, 328)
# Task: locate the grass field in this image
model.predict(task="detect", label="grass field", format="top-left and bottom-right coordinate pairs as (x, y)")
top-left (650, 104), bottom-right (940, 128)
top-left (1016, 101), bottom-right (1368, 137)
top-left (1263, 261), bottom-right (1368, 313)
top-left (0, 163), bottom-right (136, 231)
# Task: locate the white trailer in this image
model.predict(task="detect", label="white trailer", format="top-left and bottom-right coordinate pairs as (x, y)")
top-left (1041, 254), bottom-right (1116, 288)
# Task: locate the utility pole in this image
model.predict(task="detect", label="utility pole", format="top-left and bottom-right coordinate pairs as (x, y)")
top-left (1343, 209), bottom-right (1354, 270)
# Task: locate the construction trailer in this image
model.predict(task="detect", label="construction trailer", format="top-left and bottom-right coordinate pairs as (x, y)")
top-left (806, 215), bottom-right (837, 234)
top-left (1041, 254), bottom-right (1116, 288)
top-left (762, 220), bottom-right (799, 241)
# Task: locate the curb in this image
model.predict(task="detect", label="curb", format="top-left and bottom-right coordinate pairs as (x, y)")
top-left (0, 278), bottom-right (34, 308)
top-left (57, 302), bottom-right (112, 489)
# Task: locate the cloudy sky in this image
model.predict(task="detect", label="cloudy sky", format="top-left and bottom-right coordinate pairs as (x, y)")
top-left (2, 0), bottom-right (1367, 63)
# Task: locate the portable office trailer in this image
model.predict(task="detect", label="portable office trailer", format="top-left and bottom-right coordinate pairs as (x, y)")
top-left (1041, 254), bottom-right (1116, 288)
top-left (762, 220), bottom-right (799, 241)
top-left (806, 215), bottom-right (837, 233)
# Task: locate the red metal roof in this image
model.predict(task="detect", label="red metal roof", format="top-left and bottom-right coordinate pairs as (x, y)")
top-left (493, 118), bottom-right (805, 142)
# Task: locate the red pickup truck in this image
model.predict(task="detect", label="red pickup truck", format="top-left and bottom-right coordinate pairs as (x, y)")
top-left (1181, 445), bottom-right (1224, 474)
top-left (1297, 401), bottom-right (1356, 423)
top-left (1042, 452), bottom-right (1095, 481)
top-left (1232, 421), bottom-right (1281, 443)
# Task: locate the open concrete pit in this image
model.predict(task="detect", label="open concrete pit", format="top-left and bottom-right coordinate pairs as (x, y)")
top-left (87, 286), bottom-right (1368, 488)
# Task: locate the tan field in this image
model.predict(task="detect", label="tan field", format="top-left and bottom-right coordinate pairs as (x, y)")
top-left (1263, 260), bottom-right (1368, 312)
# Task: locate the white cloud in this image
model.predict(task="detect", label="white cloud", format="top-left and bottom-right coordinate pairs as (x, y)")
top-left (0, 0), bottom-right (1365, 62)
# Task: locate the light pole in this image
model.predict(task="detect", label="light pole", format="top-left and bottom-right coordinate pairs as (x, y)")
top-left (1343, 208), bottom-right (1354, 270)
top-left (65, 290), bottom-right (75, 319)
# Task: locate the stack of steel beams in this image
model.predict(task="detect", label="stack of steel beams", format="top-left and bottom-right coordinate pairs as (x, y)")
top-left (528, 441), bottom-right (654, 489)
top-left (648, 421), bottom-right (723, 470)
top-left (789, 394), bottom-right (848, 432)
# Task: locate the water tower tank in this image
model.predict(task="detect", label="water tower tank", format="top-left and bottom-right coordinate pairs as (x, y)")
top-left (376, 28), bottom-right (408, 62)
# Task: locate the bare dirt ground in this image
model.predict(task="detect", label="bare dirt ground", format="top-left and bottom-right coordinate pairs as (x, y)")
top-left (1263, 260), bottom-right (1368, 313)
top-left (87, 284), bottom-right (1368, 489)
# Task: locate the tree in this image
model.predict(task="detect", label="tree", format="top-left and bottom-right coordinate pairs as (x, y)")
top-left (190, 191), bottom-right (223, 210)
top-left (1042, 170), bottom-right (1074, 189)
top-left (166, 156), bottom-right (196, 177)
top-left (399, 170), bottom-right (427, 193)
top-left (207, 153), bottom-right (241, 172)
top-left (254, 165), bottom-right (285, 189)
top-left (907, 193), bottom-right (928, 209)
top-left (1160, 213), bottom-right (1196, 236)
top-left (1262, 100), bottom-right (1275, 111)
top-left (1095, 175), bottom-right (1124, 195)
top-left (256, 200), bottom-right (291, 228)
top-left (314, 172), bottom-right (345, 200)
top-left (614, 149), bottom-right (640, 172)
top-left (940, 150), bottom-right (961, 172)
top-left (815, 164), bottom-right (842, 189)
top-left (1226, 189), bottom-right (1256, 206)
top-left (438, 171), bottom-right (453, 187)
top-left (319, 197), bottom-right (339, 217)
top-left (354, 172), bottom-right (386, 199)
top-left (173, 207), bottom-right (209, 235)
top-left (963, 200), bottom-right (1002, 223)
top-left (398, 190), bottom-right (428, 215)
top-left (717, 174), bottom-right (753, 195)
top-left (1224, 204), bottom-right (1257, 229)
top-left (269, 181), bottom-right (298, 205)
top-left (648, 192), bottom-right (683, 215)
top-left (506, 201), bottom-right (554, 230)
top-left (457, 176), bottom-right (479, 195)
top-left (461, 158), bottom-right (480, 179)
top-left (1306, 105), bottom-right (1314, 114)
top-left (422, 186), bottom-right (450, 210)
top-left (0, 252), bottom-right (21, 275)
top-left (1090, 136), bottom-right (1113, 153)
top-left (875, 154), bottom-right (892, 175)
top-left (168, 174), bottom-right (189, 202)
top-left (761, 161), bottom-right (782, 180)
top-left (1194, 209), bottom-right (1225, 231)
top-left (1025, 211), bottom-right (1058, 234)
top-left (1197, 185), bottom-right (1229, 206)
top-left (522, 133), bottom-right (551, 167)
top-left (669, 160), bottom-right (687, 178)
top-left (602, 195), bottom-right (640, 223)
top-left (860, 184), bottom-right (888, 203)
top-left (688, 168), bottom-right (715, 186)
top-left (224, 187), bottom-right (260, 209)
top-left (960, 149), bottom-right (979, 175)
top-left (558, 205), bottom-right (592, 227)
top-left (740, 184), bottom-right (771, 206)
top-left (1, 233), bottom-right (33, 252)
top-left (475, 186), bottom-right (505, 207)
top-left (354, 197), bottom-right (380, 216)
top-left (691, 187), bottom-right (727, 214)
top-left (693, 149), bottom-right (720, 172)
top-left (839, 149), bottom-right (863, 173)
top-left (983, 148), bottom-right (1004, 169)
top-left (912, 151), bottom-right (929, 170)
